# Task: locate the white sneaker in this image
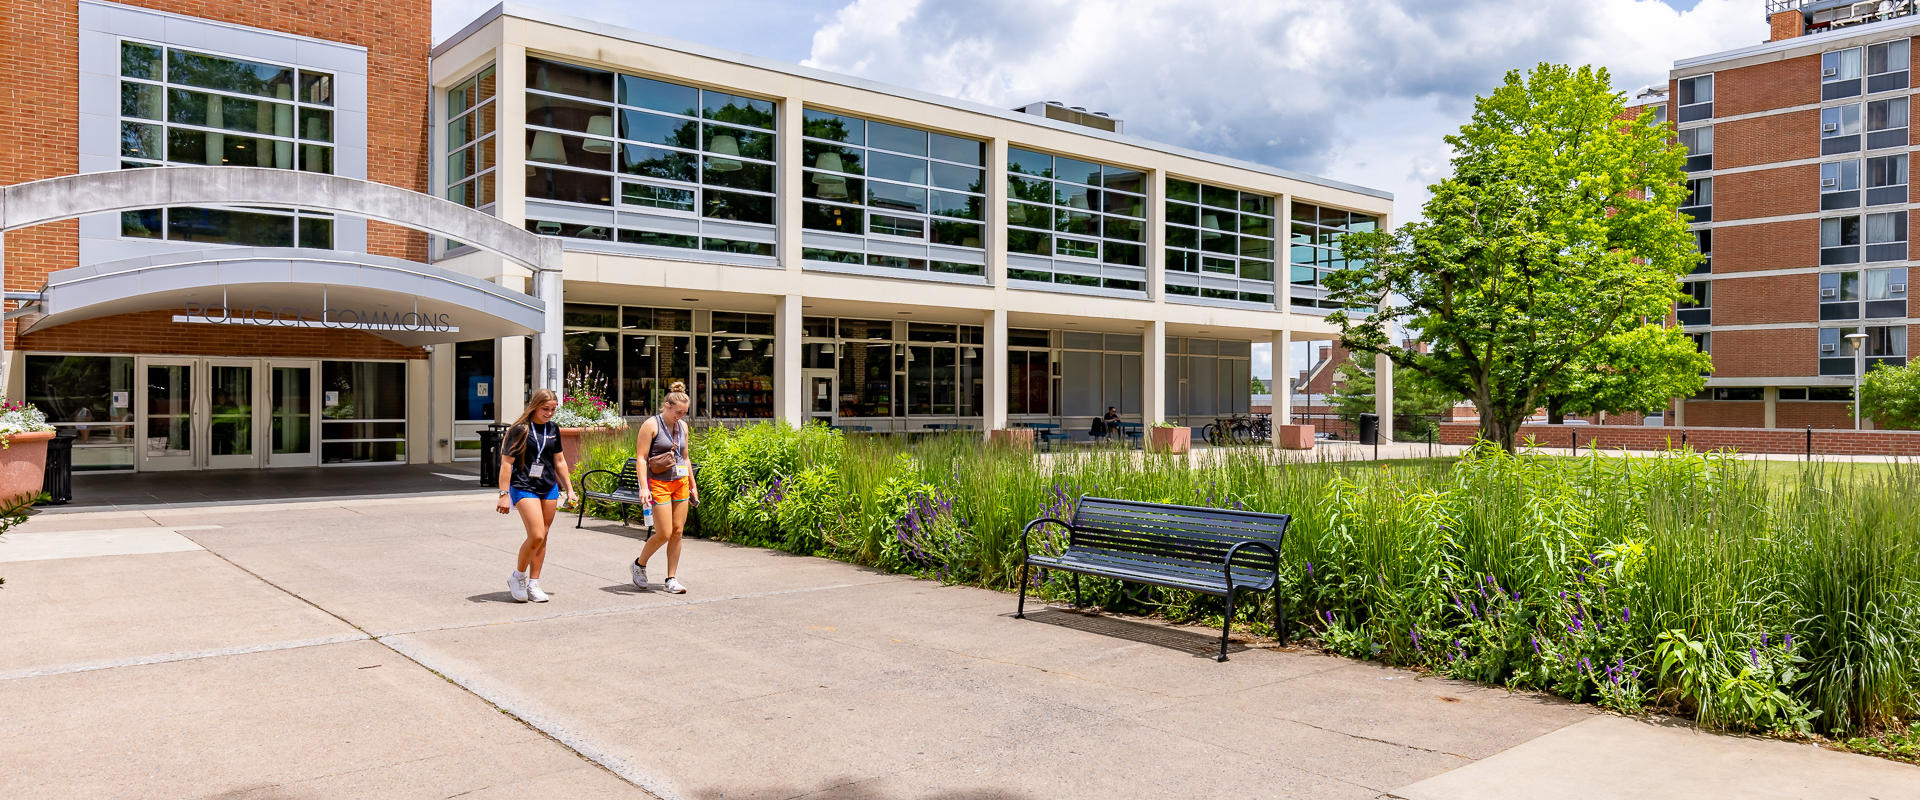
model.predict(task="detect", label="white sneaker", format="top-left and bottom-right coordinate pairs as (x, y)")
top-left (663, 577), bottom-right (686, 594)
top-left (526, 578), bottom-right (550, 603)
top-left (630, 560), bottom-right (649, 590)
top-left (508, 570), bottom-right (529, 602)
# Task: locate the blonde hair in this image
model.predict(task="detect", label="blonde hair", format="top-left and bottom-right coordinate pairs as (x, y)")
top-left (664, 380), bottom-right (690, 411)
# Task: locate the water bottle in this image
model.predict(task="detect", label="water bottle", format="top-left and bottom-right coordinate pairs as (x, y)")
top-left (643, 504), bottom-right (654, 528)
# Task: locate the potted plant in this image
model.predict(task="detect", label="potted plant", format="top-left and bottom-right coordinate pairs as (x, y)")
top-left (0, 399), bottom-right (56, 501)
top-left (554, 378), bottom-right (627, 469)
top-left (1147, 420), bottom-right (1190, 455)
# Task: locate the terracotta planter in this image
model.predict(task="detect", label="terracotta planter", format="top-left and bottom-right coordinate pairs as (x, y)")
top-left (987, 428), bottom-right (1035, 451)
top-left (1148, 426), bottom-right (1190, 455)
top-left (1277, 423), bottom-right (1316, 450)
top-left (0, 430), bottom-right (53, 503)
top-left (558, 427), bottom-right (587, 472)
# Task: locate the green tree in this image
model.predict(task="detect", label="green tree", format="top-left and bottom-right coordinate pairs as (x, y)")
top-left (1550, 324), bottom-right (1711, 420)
top-left (1251, 376), bottom-right (1267, 395)
top-left (1327, 361), bottom-right (1462, 439)
top-left (1858, 361), bottom-right (1920, 429)
top-left (1326, 63), bottom-right (1707, 451)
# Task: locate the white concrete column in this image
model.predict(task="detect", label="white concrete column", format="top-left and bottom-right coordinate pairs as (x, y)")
top-left (983, 308), bottom-right (1009, 431)
top-left (1147, 169), bottom-right (1166, 302)
top-left (406, 358), bottom-right (431, 464)
top-left (532, 268), bottom-right (564, 394)
top-left (428, 345), bottom-right (456, 463)
top-left (986, 138), bottom-right (1009, 289)
top-left (496, 336), bottom-right (525, 422)
top-left (1272, 329), bottom-right (1292, 449)
top-left (1144, 320), bottom-right (1168, 424)
top-left (777, 91), bottom-right (804, 274)
top-left (1763, 386), bottom-right (1778, 429)
top-left (775, 293), bottom-right (804, 426)
top-left (1374, 350), bottom-right (1395, 442)
top-left (1276, 194), bottom-right (1292, 313)
top-left (1672, 399), bottom-right (1686, 428)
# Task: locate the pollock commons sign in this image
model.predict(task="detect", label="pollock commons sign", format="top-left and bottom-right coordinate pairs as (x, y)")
top-left (176, 303), bottom-right (461, 334)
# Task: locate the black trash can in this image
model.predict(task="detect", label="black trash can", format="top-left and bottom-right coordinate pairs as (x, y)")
top-left (1358, 413), bottom-right (1380, 446)
top-left (477, 424), bottom-right (509, 487)
top-left (41, 431), bottom-right (76, 505)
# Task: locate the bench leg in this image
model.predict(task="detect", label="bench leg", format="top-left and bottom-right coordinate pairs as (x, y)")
top-left (575, 498), bottom-right (587, 529)
top-left (1217, 590), bottom-right (1236, 662)
top-left (1071, 573), bottom-right (1081, 608)
top-left (1015, 562), bottom-right (1029, 619)
top-left (1274, 590), bottom-right (1288, 645)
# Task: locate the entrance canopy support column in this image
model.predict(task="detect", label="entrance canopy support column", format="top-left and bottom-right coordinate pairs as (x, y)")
top-left (1144, 320), bottom-right (1167, 425)
top-left (775, 294), bottom-right (804, 427)
top-left (983, 309), bottom-right (1009, 433)
top-left (533, 268), bottom-right (564, 394)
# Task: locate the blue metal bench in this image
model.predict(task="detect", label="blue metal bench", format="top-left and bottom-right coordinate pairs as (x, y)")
top-left (1017, 496), bottom-right (1290, 661)
top-left (1014, 422), bottom-right (1070, 451)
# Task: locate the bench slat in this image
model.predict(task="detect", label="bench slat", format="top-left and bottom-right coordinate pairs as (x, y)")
top-left (1075, 510), bottom-right (1287, 543)
top-left (1047, 552), bottom-right (1275, 587)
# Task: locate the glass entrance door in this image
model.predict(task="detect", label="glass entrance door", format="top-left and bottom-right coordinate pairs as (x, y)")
top-left (267, 362), bottom-right (318, 468)
top-left (136, 358), bottom-right (198, 471)
top-left (805, 370), bottom-right (836, 427)
top-left (207, 360), bottom-right (259, 469)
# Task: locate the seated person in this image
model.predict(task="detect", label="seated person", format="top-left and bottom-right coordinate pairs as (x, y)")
top-left (1102, 407), bottom-right (1122, 437)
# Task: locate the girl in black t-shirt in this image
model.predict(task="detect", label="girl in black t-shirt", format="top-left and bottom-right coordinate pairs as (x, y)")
top-left (497, 388), bottom-right (576, 603)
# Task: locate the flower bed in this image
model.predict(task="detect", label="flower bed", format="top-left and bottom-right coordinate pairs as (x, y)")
top-left (572, 422), bottom-right (1920, 744)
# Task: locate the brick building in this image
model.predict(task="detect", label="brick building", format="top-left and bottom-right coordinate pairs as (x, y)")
top-left (1660, 1), bottom-right (1916, 430)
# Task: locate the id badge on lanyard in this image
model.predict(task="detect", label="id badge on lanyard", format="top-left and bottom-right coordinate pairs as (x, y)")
top-left (670, 423), bottom-right (689, 479)
top-left (528, 428), bottom-right (550, 480)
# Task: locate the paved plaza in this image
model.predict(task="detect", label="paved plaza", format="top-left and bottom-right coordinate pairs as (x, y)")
top-left (2, 493), bottom-right (1916, 799)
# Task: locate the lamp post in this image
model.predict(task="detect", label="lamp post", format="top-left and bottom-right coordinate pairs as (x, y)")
top-left (1845, 331), bottom-right (1868, 430)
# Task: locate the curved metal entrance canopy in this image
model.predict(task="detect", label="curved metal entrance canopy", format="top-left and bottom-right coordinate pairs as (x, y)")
top-left (0, 167), bottom-right (565, 388)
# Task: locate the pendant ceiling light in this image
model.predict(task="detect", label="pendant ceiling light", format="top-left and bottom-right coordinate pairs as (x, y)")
top-left (528, 131), bottom-right (566, 164)
top-left (1201, 213), bottom-right (1222, 230)
top-left (708, 133), bottom-right (743, 172)
top-left (583, 115), bottom-right (614, 153)
top-left (594, 334), bottom-right (610, 352)
top-left (718, 342), bottom-right (733, 360)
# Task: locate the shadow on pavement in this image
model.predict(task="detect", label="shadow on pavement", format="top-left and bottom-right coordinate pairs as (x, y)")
top-left (466, 591), bottom-right (522, 604)
top-left (689, 780), bottom-right (1035, 800)
top-left (1013, 607), bottom-right (1250, 659)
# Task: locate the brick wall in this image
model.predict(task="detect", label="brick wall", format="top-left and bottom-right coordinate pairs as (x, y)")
top-left (1769, 10), bottom-right (1804, 42)
top-left (1714, 219), bottom-right (1816, 272)
top-left (1706, 328), bottom-right (1818, 377)
top-left (0, 0), bottom-right (431, 357)
top-left (1775, 401), bottom-right (1855, 429)
top-left (1714, 164), bottom-right (1817, 221)
top-left (1716, 55), bottom-right (1820, 118)
top-left (1438, 422), bottom-right (1920, 456)
top-left (1715, 110), bottom-right (1818, 170)
top-left (1713, 272), bottom-right (1816, 325)
top-left (20, 310), bottom-right (423, 359)
top-left (1679, 400), bottom-right (1766, 428)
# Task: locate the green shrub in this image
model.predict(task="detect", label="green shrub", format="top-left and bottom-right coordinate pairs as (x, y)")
top-left (573, 423), bottom-right (1920, 740)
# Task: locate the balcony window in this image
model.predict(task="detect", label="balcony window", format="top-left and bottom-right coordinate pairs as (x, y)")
top-left (1823, 46), bottom-right (1864, 100)
top-left (1678, 126), bottom-right (1712, 173)
top-left (1676, 75), bottom-right (1713, 123)
top-left (1867, 39), bottom-right (1910, 93)
top-left (1822, 104), bottom-right (1863, 155)
top-left (1677, 279), bottom-right (1710, 326)
top-left (1821, 159), bottom-right (1862, 210)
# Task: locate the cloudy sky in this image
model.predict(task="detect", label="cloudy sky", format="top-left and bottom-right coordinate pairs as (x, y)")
top-left (433, 0), bottom-right (1770, 381)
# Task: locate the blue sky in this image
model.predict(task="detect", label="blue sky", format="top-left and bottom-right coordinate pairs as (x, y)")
top-left (434, 0), bottom-right (1770, 380)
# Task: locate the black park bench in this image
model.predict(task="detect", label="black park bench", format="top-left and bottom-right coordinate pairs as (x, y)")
top-left (1017, 496), bottom-right (1290, 661)
top-left (575, 457), bottom-right (649, 529)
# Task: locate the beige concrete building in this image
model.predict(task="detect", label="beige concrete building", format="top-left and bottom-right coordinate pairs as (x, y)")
top-left (427, 3), bottom-right (1393, 455)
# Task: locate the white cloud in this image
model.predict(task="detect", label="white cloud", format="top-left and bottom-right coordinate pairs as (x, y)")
top-left (804, 0), bottom-right (1769, 220)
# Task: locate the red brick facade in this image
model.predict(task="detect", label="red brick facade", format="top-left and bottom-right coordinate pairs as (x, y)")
top-left (1707, 329), bottom-right (1818, 377)
top-left (1712, 219), bottom-right (1817, 273)
top-left (1712, 273), bottom-right (1817, 325)
top-left (0, 0), bottom-right (431, 358)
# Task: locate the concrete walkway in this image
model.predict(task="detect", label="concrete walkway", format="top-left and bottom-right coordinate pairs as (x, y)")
top-left (3, 495), bottom-right (1915, 799)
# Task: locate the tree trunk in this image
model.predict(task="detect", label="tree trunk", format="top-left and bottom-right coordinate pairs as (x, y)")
top-left (1546, 396), bottom-right (1565, 425)
top-left (1476, 410), bottom-right (1525, 452)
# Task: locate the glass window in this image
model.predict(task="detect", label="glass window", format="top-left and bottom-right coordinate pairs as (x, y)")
top-left (320, 361), bottom-right (407, 464)
top-left (1867, 210), bottom-right (1906, 244)
top-left (1679, 126), bottom-right (1712, 155)
top-left (1683, 177), bottom-right (1712, 208)
top-left (1824, 215), bottom-right (1863, 247)
top-left (528, 56), bottom-right (776, 257)
top-left (1868, 39), bottom-right (1908, 76)
top-left (1677, 74), bottom-right (1712, 106)
top-left (1006, 147), bottom-right (1151, 292)
top-left (1825, 159), bottom-right (1863, 191)
top-left (1868, 98), bottom-right (1908, 132)
top-left (799, 107), bottom-right (987, 269)
top-left (24, 355), bottom-right (135, 471)
top-left (1824, 104), bottom-right (1863, 136)
top-left (1282, 201), bottom-right (1373, 308)
top-left (1867, 154), bottom-right (1906, 188)
top-left (1825, 47), bottom-right (1864, 82)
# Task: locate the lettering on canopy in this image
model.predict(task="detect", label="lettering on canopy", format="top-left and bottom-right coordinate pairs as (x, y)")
top-left (176, 303), bottom-right (458, 333)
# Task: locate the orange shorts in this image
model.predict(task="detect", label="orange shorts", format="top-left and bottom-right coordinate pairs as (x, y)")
top-left (649, 476), bottom-right (691, 505)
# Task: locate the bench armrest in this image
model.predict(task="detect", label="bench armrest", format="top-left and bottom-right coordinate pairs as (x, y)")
top-left (575, 468), bottom-right (621, 494)
top-left (1223, 540), bottom-right (1281, 593)
top-left (1021, 517), bottom-right (1072, 562)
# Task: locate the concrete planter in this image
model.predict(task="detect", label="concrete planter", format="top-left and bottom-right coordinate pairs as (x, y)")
top-left (1277, 424), bottom-right (1316, 450)
top-left (0, 430), bottom-right (54, 503)
top-left (1148, 426), bottom-right (1190, 455)
top-left (987, 428), bottom-right (1035, 450)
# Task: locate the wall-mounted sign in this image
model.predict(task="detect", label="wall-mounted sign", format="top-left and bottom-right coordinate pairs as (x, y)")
top-left (477, 382), bottom-right (490, 398)
top-left (111, 391), bottom-right (129, 409)
top-left (174, 303), bottom-right (458, 333)
top-left (325, 391), bottom-right (341, 407)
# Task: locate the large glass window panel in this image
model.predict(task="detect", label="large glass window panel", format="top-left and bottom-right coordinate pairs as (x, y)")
top-left (25, 355), bottom-right (135, 469)
top-left (803, 172), bottom-right (862, 202)
top-left (701, 90), bottom-right (774, 130)
top-left (529, 56), bottom-right (613, 102)
top-left (1824, 104), bottom-right (1863, 136)
top-left (802, 202), bottom-right (863, 233)
top-left (702, 189), bottom-right (774, 223)
top-left (1870, 39), bottom-right (1909, 75)
top-left (802, 109), bottom-right (863, 144)
top-left (868, 181), bottom-right (928, 213)
top-left (620, 143), bottom-right (696, 182)
top-left (620, 108), bottom-right (698, 148)
top-left (121, 41), bottom-right (160, 79)
top-left (169, 49), bottom-right (293, 99)
top-left (867, 151), bottom-right (926, 184)
top-left (868, 120), bottom-right (926, 155)
top-left (1007, 147), bottom-right (1053, 177)
top-left (1868, 98), bottom-right (1907, 131)
top-left (167, 207), bottom-right (294, 246)
top-left (929, 162), bottom-right (983, 192)
top-left (1867, 210), bottom-right (1907, 244)
top-left (1054, 156), bottom-right (1102, 186)
top-left (527, 166), bottom-right (612, 205)
top-left (929, 191), bottom-right (982, 220)
top-left (622, 182), bottom-right (696, 212)
top-left (1825, 47), bottom-right (1863, 81)
top-left (1825, 215), bottom-right (1864, 246)
top-left (803, 141), bottom-right (864, 175)
top-left (526, 92), bottom-right (608, 133)
top-left (525, 130), bottom-right (612, 172)
top-left (928, 132), bottom-right (983, 165)
top-left (1868, 154), bottom-right (1908, 188)
top-left (620, 73), bottom-right (697, 115)
top-left (703, 159), bottom-right (774, 192)
top-left (121, 82), bottom-right (162, 120)
top-left (166, 128), bottom-right (295, 168)
top-left (702, 123), bottom-right (773, 161)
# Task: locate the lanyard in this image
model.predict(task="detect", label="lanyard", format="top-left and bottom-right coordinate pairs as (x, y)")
top-left (527, 425), bottom-right (551, 462)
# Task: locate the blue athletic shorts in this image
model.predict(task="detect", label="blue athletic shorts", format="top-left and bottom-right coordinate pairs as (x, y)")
top-left (509, 485), bottom-right (560, 504)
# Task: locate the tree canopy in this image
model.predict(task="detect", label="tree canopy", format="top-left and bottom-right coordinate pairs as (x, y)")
top-left (1859, 361), bottom-right (1920, 430)
top-left (1325, 63), bottom-right (1709, 450)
